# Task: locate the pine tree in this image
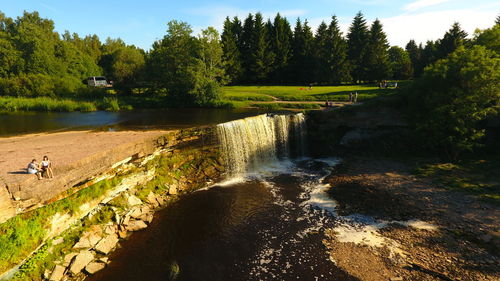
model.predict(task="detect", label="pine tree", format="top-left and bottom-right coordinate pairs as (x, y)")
top-left (327, 16), bottom-right (351, 84)
top-left (437, 22), bottom-right (468, 60)
top-left (221, 17), bottom-right (243, 84)
top-left (240, 14), bottom-right (254, 83)
top-left (291, 19), bottom-right (314, 84)
top-left (270, 13), bottom-right (293, 83)
top-left (421, 40), bottom-right (438, 69)
top-left (405, 39), bottom-right (421, 77)
top-left (248, 13), bottom-right (274, 83)
top-left (347, 11), bottom-right (370, 83)
top-left (365, 19), bottom-right (390, 82)
top-left (314, 21), bottom-right (330, 83)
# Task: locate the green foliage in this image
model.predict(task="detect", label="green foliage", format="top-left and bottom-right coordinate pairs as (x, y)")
top-left (0, 96), bottom-right (97, 112)
top-left (407, 45), bottom-right (499, 160)
top-left (416, 159), bottom-right (500, 204)
top-left (473, 24), bottom-right (500, 53)
top-left (221, 17), bottom-right (243, 84)
top-left (365, 19), bottom-right (391, 82)
top-left (347, 12), bottom-right (370, 83)
top-left (388, 46), bottom-right (413, 79)
top-left (0, 176), bottom-right (120, 273)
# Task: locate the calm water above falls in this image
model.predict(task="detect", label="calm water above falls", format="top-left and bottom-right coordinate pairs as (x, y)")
top-left (0, 108), bottom-right (276, 136)
top-left (88, 114), bottom-right (360, 281)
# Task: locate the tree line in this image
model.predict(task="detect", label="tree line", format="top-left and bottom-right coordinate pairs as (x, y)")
top-left (0, 10), bottom-right (497, 108)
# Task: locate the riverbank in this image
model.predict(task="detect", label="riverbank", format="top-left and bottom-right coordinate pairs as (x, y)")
top-left (324, 156), bottom-right (499, 281)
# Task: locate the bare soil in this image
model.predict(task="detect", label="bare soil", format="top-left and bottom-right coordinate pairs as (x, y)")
top-left (324, 157), bottom-right (499, 281)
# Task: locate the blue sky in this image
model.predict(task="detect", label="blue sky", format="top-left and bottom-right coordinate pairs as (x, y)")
top-left (0, 0), bottom-right (498, 49)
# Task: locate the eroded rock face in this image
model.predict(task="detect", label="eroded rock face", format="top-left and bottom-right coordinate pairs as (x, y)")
top-left (69, 250), bottom-right (94, 275)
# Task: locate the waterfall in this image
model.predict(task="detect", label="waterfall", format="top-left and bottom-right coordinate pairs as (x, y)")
top-left (216, 113), bottom-right (307, 177)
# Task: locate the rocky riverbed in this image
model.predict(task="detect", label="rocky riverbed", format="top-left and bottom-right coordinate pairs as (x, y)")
top-left (323, 157), bottom-right (499, 281)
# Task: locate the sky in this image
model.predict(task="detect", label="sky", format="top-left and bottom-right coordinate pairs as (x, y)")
top-left (0, 0), bottom-right (498, 50)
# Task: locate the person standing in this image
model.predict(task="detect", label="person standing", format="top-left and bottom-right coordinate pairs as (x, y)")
top-left (349, 92), bottom-right (353, 103)
top-left (354, 92), bottom-right (358, 103)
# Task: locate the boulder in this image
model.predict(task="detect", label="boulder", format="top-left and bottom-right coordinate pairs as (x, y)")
top-left (168, 185), bottom-right (178, 195)
top-left (104, 224), bottom-right (116, 235)
top-left (156, 196), bottom-right (165, 206)
top-left (126, 220), bottom-right (148, 231)
top-left (73, 227), bottom-right (103, 249)
top-left (146, 192), bottom-right (159, 207)
top-left (85, 262), bottom-right (106, 275)
top-left (63, 252), bottom-right (78, 267)
top-left (49, 265), bottom-right (66, 281)
top-left (69, 250), bottom-right (95, 275)
top-left (126, 194), bottom-right (142, 206)
top-left (94, 234), bottom-right (119, 255)
top-left (118, 229), bottom-right (128, 239)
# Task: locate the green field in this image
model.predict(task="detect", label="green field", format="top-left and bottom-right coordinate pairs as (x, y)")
top-left (222, 84), bottom-right (400, 109)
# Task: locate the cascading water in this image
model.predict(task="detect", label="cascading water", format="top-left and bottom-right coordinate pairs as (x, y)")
top-left (216, 113), bottom-right (307, 177)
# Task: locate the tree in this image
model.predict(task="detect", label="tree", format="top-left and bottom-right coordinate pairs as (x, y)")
top-left (473, 24), bottom-right (500, 54)
top-left (109, 46), bottom-right (145, 94)
top-left (405, 40), bottom-right (422, 77)
top-left (407, 45), bottom-right (500, 160)
top-left (247, 13), bottom-right (274, 83)
top-left (347, 12), bottom-right (370, 83)
top-left (436, 22), bottom-right (468, 60)
top-left (291, 19), bottom-right (314, 83)
top-left (314, 21), bottom-right (330, 83)
top-left (269, 13), bottom-right (292, 83)
top-left (147, 20), bottom-right (200, 103)
top-left (388, 46), bottom-right (412, 79)
top-left (327, 16), bottom-right (351, 84)
top-left (365, 19), bottom-right (390, 81)
top-left (240, 14), bottom-right (254, 83)
top-left (221, 17), bottom-right (243, 84)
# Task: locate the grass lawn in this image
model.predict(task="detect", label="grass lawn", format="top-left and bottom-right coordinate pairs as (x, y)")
top-left (222, 83), bottom-right (401, 109)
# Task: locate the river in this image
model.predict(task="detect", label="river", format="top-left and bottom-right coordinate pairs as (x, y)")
top-left (85, 114), bottom-right (361, 281)
top-left (0, 108), bottom-right (277, 136)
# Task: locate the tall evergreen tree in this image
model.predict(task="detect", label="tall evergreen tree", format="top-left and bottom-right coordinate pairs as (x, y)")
top-left (405, 39), bottom-right (422, 77)
top-left (291, 19), bottom-right (314, 83)
top-left (436, 22), bottom-right (468, 60)
top-left (314, 21), bottom-right (330, 83)
top-left (365, 19), bottom-right (390, 81)
top-left (421, 40), bottom-right (438, 70)
top-left (247, 13), bottom-right (274, 82)
top-left (221, 17), bottom-right (243, 84)
top-left (240, 14), bottom-right (254, 83)
top-left (347, 11), bottom-right (370, 83)
top-left (270, 13), bottom-right (292, 83)
top-left (327, 16), bottom-right (351, 84)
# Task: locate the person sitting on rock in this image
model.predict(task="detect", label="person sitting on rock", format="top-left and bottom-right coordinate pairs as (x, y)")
top-left (27, 159), bottom-right (42, 180)
top-left (41, 155), bottom-right (54, 178)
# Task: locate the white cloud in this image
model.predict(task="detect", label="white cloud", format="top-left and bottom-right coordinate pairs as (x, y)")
top-left (379, 8), bottom-right (497, 47)
top-left (403, 0), bottom-right (452, 12)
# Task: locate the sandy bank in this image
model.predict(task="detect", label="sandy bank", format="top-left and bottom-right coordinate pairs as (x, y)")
top-left (0, 130), bottom-right (170, 222)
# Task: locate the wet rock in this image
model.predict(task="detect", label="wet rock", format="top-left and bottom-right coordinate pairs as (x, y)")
top-left (69, 250), bottom-right (95, 275)
top-left (126, 220), bottom-right (148, 231)
top-left (49, 265), bottom-right (66, 281)
top-left (94, 234), bottom-right (119, 255)
top-left (99, 257), bottom-right (110, 264)
top-left (85, 262), bottom-right (106, 275)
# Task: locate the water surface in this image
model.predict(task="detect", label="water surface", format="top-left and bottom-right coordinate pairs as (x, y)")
top-left (0, 108), bottom-right (276, 136)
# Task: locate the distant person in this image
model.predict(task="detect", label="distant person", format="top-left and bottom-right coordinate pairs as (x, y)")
top-left (394, 82), bottom-right (398, 88)
top-left (354, 92), bottom-right (358, 103)
top-left (309, 83), bottom-right (313, 90)
top-left (41, 156), bottom-right (54, 178)
top-left (325, 100), bottom-right (329, 107)
top-left (349, 92), bottom-right (353, 102)
top-left (27, 159), bottom-right (42, 180)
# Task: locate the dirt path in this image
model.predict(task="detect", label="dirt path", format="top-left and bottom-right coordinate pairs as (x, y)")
top-left (323, 157), bottom-right (499, 281)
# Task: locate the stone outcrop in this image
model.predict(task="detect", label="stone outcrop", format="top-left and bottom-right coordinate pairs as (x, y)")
top-left (85, 262), bottom-right (106, 275)
top-left (49, 265), bottom-right (66, 281)
top-left (69, 250), bottom-right (95, 275)
top-left (94, 234), bottom-right (119, 255)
